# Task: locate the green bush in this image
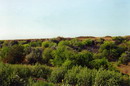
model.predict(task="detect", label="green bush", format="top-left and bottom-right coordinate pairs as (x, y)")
top-left (25, 47), bottom-right (43, 64)
top-left (76, 67), bottom-right (92, 86)
top-left (11, 65), bottom-right (32, 78)
top-left (99, 41), bottom-right (121, 61)
top-left (49, 67), bottom-right (67, 83)
top-left (89, 58), bottom-right (109, 69)
top-left (1, 45), bottom-right (25, 64)
top-left (42, 41), bottom-right (57, 48)
top-left (52, 46), bottom-right (75, 66)
top-left (76, 50), bottom-right (93, 66)
top-left (32, 64), bottom-right (52, 79)
top-left (82, 39), bottom-right (94, 46)
top-left (62, 60), bottom-right (75, 69)
top-left (94, 69), bottom-right (123, 86)
top-left (113, 36), bottom-right (125, 44)
top-left (30, 41), bottom-right (42, 47)
top-left (93, 53), bottom-right (103, 59)
top-left (119, 51), bottom-right (130, 64)
top-left (64, 66), bottom-right (82, 85)
top-left (28, 78), bottom-right (54, 86)
top-left (42, 48), bottom-right (53, 64)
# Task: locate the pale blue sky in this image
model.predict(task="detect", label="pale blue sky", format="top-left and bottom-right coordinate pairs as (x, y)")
top-left (0, 0), bottom-right (130, 39)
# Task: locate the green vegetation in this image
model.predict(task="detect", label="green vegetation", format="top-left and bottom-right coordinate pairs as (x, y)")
top-left (0, 36), bottom-right (130, 86)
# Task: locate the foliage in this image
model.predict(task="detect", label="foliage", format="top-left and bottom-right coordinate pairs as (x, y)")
top-left (42, 41), bottom-right (57, 48)
top-left (82, 39), bottom-right (94, 46)
top-left (119, 51), bottom-right (130, 64)
top-left (89, 58), bottom-right (109, 69)
top-left (49, 67), bottom-right (67, 83)
top-left (64, 66), bottom-right (82, 85)
top-left (99, 41), bottom-right (122, 61)
top-left (30, 41), bottom-right (42, 47)
top-left (52, 45), bottom-right (75, 66)
top-left (0, 37), bottom-right (130, 86)
top-left (0, 45), bottom-right (25, 64)
top-left (42, 48), bottom-right (53, 64)
top-left (25, 47), bottom-right (43, 64)
top-left (76, 50), bottom-right (93, 66)
top-left (113, 36), bottom-right (125, 44)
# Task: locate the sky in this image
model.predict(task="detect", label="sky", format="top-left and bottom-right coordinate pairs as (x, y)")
top-left (0, 0), bottom-right (130, 39)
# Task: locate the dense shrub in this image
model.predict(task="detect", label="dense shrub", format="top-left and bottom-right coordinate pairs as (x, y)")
top-left (30, 41), bottom-right (42, 47)
top-left (82, 39), bottom-right (94, 46)
top-left (99, 41), bottom-right (121, 61)
top-left (42, 48), bottom-right (53, 64)
top-left (94, 69), bottom-right (123, 86)
top-left (0, 63), bottom-right (53, 86)
top-left (62, 60), bottom-right (75, 69)
top-left (119, 51), bottom-right (130, 64)
top-left (76, 67), bottom-right (93, 86)
top-left (42, 41), bottom-right (57, 48)
top-left (52, 46), bottom-right (75, 66)
top-left (63, 66), bottom-right (129, 86)
top-left (25, 47), bottom-right (43, 64)
top-left (113, 36), bottom-right (125, 44)
top-left (69, 38), bottom-right (83, 50)
top-left (11, 65), bottom-right (32, 78)
top-left (89, 58), bottom-right (109, 69)
top-left (0, 37), bottom-right (130, 86)
top-left (49, 67), bottom-right (67, 83)
top-left (93, 53), bottom-right (103, 59)
top-left (0, 45), bottom-right (25, 64)
top-left (64, 66), bottom-right (82, 85)
top-left (31, 64), bottom-right (52, 79)
top-left (76, 50), bottom-right (93, 66)
top-left (58, 40), bottom-right (70, 46)
top-left (28, 78), bottom-right (54, 86)
top-left (23, 44), bottom-right (32, 55)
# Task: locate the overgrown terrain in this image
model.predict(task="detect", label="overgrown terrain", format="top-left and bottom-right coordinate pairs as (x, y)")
top-left (0, 36), bottom-right (130, 86)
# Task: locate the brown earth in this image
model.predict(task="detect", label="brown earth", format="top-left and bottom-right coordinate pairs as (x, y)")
top-left (117, 63), bottom-right (130, 75)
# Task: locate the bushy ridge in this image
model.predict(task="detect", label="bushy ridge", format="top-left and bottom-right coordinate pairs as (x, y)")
top-left (0, 36), bottom-right (130, 85)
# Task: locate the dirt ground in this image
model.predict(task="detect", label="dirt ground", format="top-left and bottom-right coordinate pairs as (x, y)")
top-left (117, 62), bottom-right (130, 75)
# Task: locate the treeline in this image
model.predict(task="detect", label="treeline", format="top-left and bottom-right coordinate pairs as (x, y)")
top-left (0, 36), bottom-right (130, 86)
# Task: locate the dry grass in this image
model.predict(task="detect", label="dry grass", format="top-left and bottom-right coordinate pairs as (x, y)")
top-left (117, 62), bottom-right (130, 75)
